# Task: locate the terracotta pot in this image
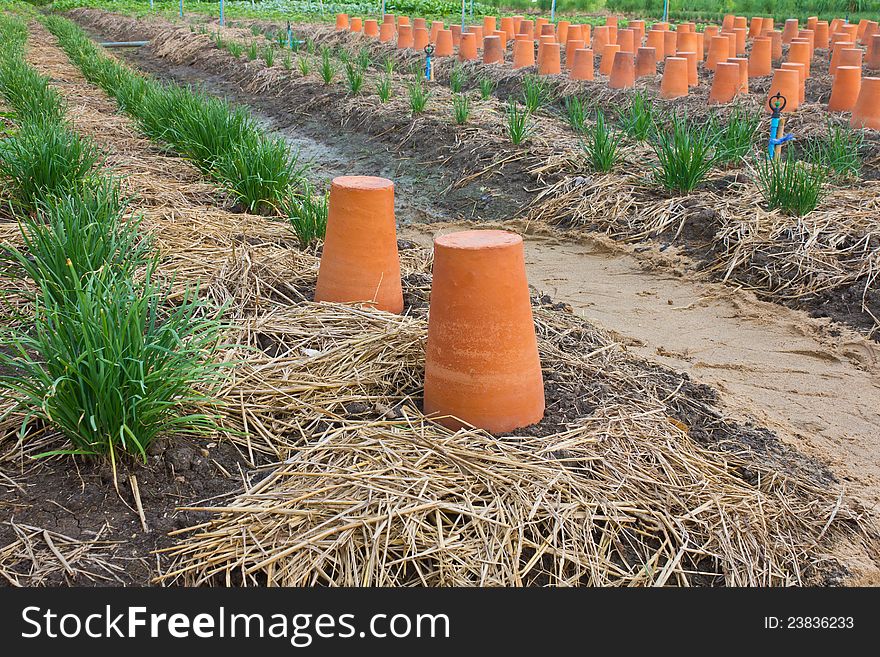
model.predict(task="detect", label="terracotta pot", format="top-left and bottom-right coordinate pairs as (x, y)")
top-left (435, 29), bottom-right (454, 56)
top-left (593, 25), bottom-right (611, 53)
top-left (705, 35), bottom-right (729, 70)
top-left (557, 20), bottom-right (570, 43)
top-left (660, 56), bottom-right (689, 98)
top-left (483, 35), bottom-right (504, 64)
top-left (780, 62), bottom-right (806, 103)
top-left (458, 32), bottom-right (478, 61)
top-left (606, 15), bottom-right (618, 28)
top-left (518, 19), bottom-right (534, 40)
top-left (646, 29), bottom-right (665, 59)
top-left (748, 16), bottom-right (763, 38)
top-left (609, 50), bottom-right (635, 88)
top-left (696, 32), bottom-right (705, 60)
top-left (748, 37), bottom-right (773, 77)
top-left (379, 22), bottom-right (394, 43)
top-left (814, 21), bottom-right (830, 49)
top-left (830, 41), bottom-right (856, 74)
top-left (781, 18), bottom-right (799, 44)
top-left (397, 25), bottom-right (414, 49)
top-left (807, 16), bottom-right (818, 30)
top-left (383, 14), bottom-right (395, 24)
top-left (635, 46), bottom-right (657, 78)
top-left (851, 77), bottom-right (880, 129)
top-left (728, 57), bottom-right (749, 93)
top-left (398, 16), bottom-right (410, 27)
top-left (769, 30), bottom-right (783, 59)
top-left (335, 13), bottom-right (349, 31)
top-left (512, 38), bottom-right (535, 68)
top-left (566, 39), bottom-right (585, 68)
top-left (315, 176), bottom-right (402, 314)
top-left (569, 48), bottom-right (594, 80)
top-left (787, 41), bottom-right (811, 77)
top-left (677, 31), bottom-right (697, 57)
top-left (766, 67), bottom-right (800, 112)
top-left (862, 21), bottom-right (879, 46)
top-left (568, 23), bottom-right (584, 43)
top-left (424, 230), bottom-right (544, 434)
top-left (413, 26), bottom-right (430, 50)
top-left (679, 50), bottom-right (698, 86)
top-left (663, 29), bottom-right (677, 57)
top-left (709, 61), bottom-right (740, 103)
top-left (413, 17), bottom-right (426, 30)
top-left (721, 14), bottom-right (734, 31)
top-left (540, 23), bottom-right (555, 37)
top-left (500, 16), bottom-right (515, 42)
top-left (630, 19), bottom-right (646, 45)
top-left (450, 24), bottom-right (461, 46)
top-left (599, 43), bottom-right (620, 75)
top-left (617, 28), bottom-right (635, 53)
top-left (828, 65), bottom-right (862, 111)
top-left (364, 19), bottom-right (379, 38)
top-left (469, 26), bottom-right (484, 42)
top-left (868, 35), bottom-right (880, 70)
top-left (835, 48), bottom-right (863, 74)
top-left (483, 16), bottom-right (496, 35)
top-left (538, 42), bottom-right (561, 75)
top-left (349, 17), bottom-right (363, 32)
top-left (733, 16), bottom-right (747, 30)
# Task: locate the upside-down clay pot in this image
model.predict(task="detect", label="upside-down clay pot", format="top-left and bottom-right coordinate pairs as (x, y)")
top-left (679, 51), bottom-right (698, 86)
top-left (413, 26), bottom-right (430, 50)
top-left (569, 48), bottom-right (594, 80)
top-left (836, 48), bottom-right (863, 74)
top-left (734, 16), bottom-right (747, 30)
top-left (630, 19), bottom-right (646, 44)
top-left (609, 50), bottom-right (635, 88)
top-left (599, 43), bottom-right (620, 75)
top-left (350, 18), bottom-right (363, 32)
top-left (705, 35), bottom-right (729, 70)
top-left (787, 41), bottom-right (812, 77)
top-left (722, 31), bottom-right (737, 58)
top-left (782, 18), bottom-right (799, 43)
top-left (830, 18), bottom-right (843, 35)
top-left (660, 56), bottom-right (689, 98)
top-left (617, 28), bottom-right (635, 53)
top-left (559, 21), bottom-right (572, 44)
top-left (646, 29), bottom-right (665, 59)
top-left (335, 14), bottom-right (349, 31)
top-left (568, 23), bottom-right (583, 43)
top-left (721, 14), bottom-right (734, 31)
top-left (593, 25), bottom-right (611, 53)
top-left (703, 25), bottom-right (719, 40)
top-left (863, 21), bottom-right (879, 46)
top-left (450, 24), bottom-right (461, 46)
top-left (483, 15), bottom-right (496, 35)
top-left (483, 35), bottom-right (504, 64)
top-left (814, 21), bottom-right (830, 49)
top-left (635, 46), bottom-right (657, 78)
top-left (566, 39), bottom-right (585, 67)
top-left (766, 68), bottom-right (800, 112)
top-left (383, 14), bottom-right (395, 24)
top-left (830, 41), bottom-right (856, 74)
top-left (749, 16), bottom-right (763, 38)
top-left (733, 27), bottom-right (747, 54)
top-left (696, 32), bottom-right (705, 60)
top-left (828, 66), bottom-right (862, 111)
top-left (728, 57), bottom-right (749, 94)
top-left (857, 18), bottom-right (869, 41)
top-left (677, 31), bottom-right (697, 57)
top-left (429, 21), bottom-right (444, 43)
top-left (539, 42), bottom-right (561, 75)
top-left (769, 30), bottom-right (783, 59)
top-left (869, 35), bottom-right (880, 69)
top-left (763, 17), bottom-right (775, 33)
top-left (663, 29), bottom-right (677, 57)
top-left (537, 35), bottom-right (554, 68)
top-left (469, 25), bottom-right (484, 42)
top-left (459, 32), bottom-right (478, 61)
top-left (512, 38), bottom-right (535, 68)
top-left (435, 29), bottom-right (453, 56)
top-left (654, 21), bottom-right (670, 31)
top-left (364, 19), bottom-right (379, 38)
top-left (413, 17), bottom-right (426, 30)
top-left (606, 15), bottom-right (618, 28)
top-left (796, 32), bottom-right (814, 58)
top-left (749, 37), bottom-right (773, 76)
top-left (539, 23), bottom-right (555, 39)
top-left (379, 22), bottom-right (394, 42)
top-left (851, 77), bottom-right (880, 129)
top-left (518, 19), bottom-right (534, 40)
top-left (780, 62), bottom-right (806, 103)
top-left (397, 25), bottom-right (414, 49)
top-left (500, 16), bottom-right (515, 41)
top-left (398, 16), bottom-right (410, 27)
top-left (709, 61), bottom-right (741, 103)
top-left (315, 176), bottom-right (402, 314)
top-left (807, 16), bottom-right (818, 30)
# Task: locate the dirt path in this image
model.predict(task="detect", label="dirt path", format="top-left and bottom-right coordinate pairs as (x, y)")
top-left (403, 225), bottom-right (880, 551)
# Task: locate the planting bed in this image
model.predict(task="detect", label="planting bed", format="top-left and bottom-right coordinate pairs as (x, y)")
top-left (0, 8), bottom-right (879, 587)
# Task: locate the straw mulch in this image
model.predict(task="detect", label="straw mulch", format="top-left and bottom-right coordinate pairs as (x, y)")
top-left (3, 18), bottom-right (873, 587)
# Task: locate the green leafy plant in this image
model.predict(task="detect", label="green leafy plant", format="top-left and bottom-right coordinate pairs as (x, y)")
top-left (0, 57), bottom-right (67, 126)
top-left (478, 76), bottom-right (495, 100)
top-left (563, 95), bottom-right (587, 133)
top-left (581, 109), bottom-right (621, 172)
top-left (357, 47), bottom-right (372, 71)
top-left (754, 155), bottom-right (826, 216)
top-left (452, 93), bottom-right (470, 124)
top-left (522, 74), bottom-right (550, 113)
top-left (320, 47), bottom-right (336, 84)
top-left (262, 44), bottom-right (275, 67)
top-left (284, 180), bottom-right (328, 246)
top-left (283, 51), bottom-right (292, 70)
top-left (505, 100), bottom-right (533, 145)
top-left (407, 80), bottom-right (430, 115)
top-left (619, 90), bottom-right (657, 141)
top-left (803, 121), bottom-right (863, 178)
top-left (247, 41), bottom-right (259, 61)
top-left (450, 63), bottom-right (467, 93)
top-left (651, 114), bottom-right (717, 194)
top-left (298, 56), bottom-right (311, 76)
top-left (712, 106), bottom-right (760, 164)
top-left (345, 61), bottom-right (364, 94)
top-left (212, 32), bottom-right (225, 49)
top-left (376, 75), bottom-right (392, 102)
top-left (383, 55), bottom-right (394, 76)
top-left (226, 41), bottom-right (243, 58)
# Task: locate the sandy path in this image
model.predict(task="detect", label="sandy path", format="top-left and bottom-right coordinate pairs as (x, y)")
top-left (403, 225), bottom-right (880, 537)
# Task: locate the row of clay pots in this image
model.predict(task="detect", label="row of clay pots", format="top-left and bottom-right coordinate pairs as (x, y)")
top-left (334, 12), bottom-right (880, 129)
top-left (315, 175), bottom-right (544, 434)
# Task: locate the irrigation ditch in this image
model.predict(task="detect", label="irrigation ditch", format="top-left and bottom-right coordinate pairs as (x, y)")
top-left (0, 8), bottom-right (879, 586)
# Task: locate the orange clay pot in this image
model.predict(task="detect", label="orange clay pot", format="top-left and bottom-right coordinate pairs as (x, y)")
top-left (782, 18), bottom-right (799, 43)
top-left (749, 37), bottom-right (773, 77)
top-left (722, 14), bottom-right (734, 31)
top-left (630, 19), bottom-right (646, 44)
top-left (863, 21), bottom-right (879, 46)
top-left (379, 22), bottom-right (395, 42)
top-left (335, 14), bottom-right (349, 31)
top-left (749, 16), bottom-right (763, 38)
top-left (787, 41), bottom-right (811, 77)
top-left (766, 67), bottom-right (800, 112)
top-left (458, 32), bottom-right (478, 61)
top-left (364, 19), bottom-right (379, 38)
top-left (663, 30), bottom-right (677, 57)
top-left (705, 35), bottom-right (729, 70)
top-left (539, 42), bottom-right (562, 75)
top-left (569, 48), bottom-right (594, 80)
top-left (413, 26), bottom-right (430, 50)
top-left (840, 24), bottom-right (858, 42)
top-left (678, 50), bottom-right (698, 86)
top-left (857, 18), bottom-right (869, 40)
top-left (677, 31), bottom-right (697, 57)
top-left (617, 28), bottom-right (635, 53)
top-left (349, 17), bottom-right (362, 32)
top-left (593, 25), bottom-right (611, 53)
top-left (518, 19), bottom-right (534, 40)
top-left (512, 15), bottom-right (524, 33)
top-left (830, 41), bottom-right (856, 74)
top-left (397, 25), bottom-right (414, 49)
top-left (733, 27), bottom-right (747, 54)
top-left (315, 176), bottom-right (402, 314)
top-left (814, 21), bottom-right (830, 49)
top-left (429, 21), bottom-right (444, 43)
top-left (536, 16), bottom-right (549, 30)
top-left (413, 17), bottom-right (426, 30)
top-left (540, 23), bottom-right (555, 38)
top-left (512, 38), bottom-right (535, 68)
top-left (728, 57), bottom-right (749, 94)
top-left (557, 20), bottom-right (571, 43)
top-left (483, 16), bottom-right (496, 35)
top-left (828, 65), bottom-right (862, 111)
top-left (424, 230), bottom-right (544, 433)
top-left (609, 50), bottom-right (635, 87)
top-left (606, 15), bottom-right (618, 28)
top-left (723, 31), bottom-right (737, 57)
top-left (646, 29), bottom-right (665, 59)
top-left (469, 25), bottom-right (484, 42)
top-left (835, 48), bottom-right (863, 74)
top-left (807, 16), bottom-right (818, 30)
top-left (769, 30), bottom-right (783, 59)
top-left (568, 23), bottom-right (583, 43)
top-left (383, 14), bottom-right (395, 24)
top-left (734, 15), bottom-right (747, 30)
top-left (780, 62), bottom-right (806, 103)
top-left (635, 46), bottom-right (657, 78)
top-left (762, 18), bottom-right (774, 32)
top-left (653, 22), bottom-right (670, 31)
top-left (566, 39), bottom-right (585, 67)
top-left (435, 29), bottom-right (454, 56)
top-left (851, 77), bottom-right (880, 129)
top-left (398, 16), bottom-right (410, 27)
top-left (696, 32), bottom-right (705, 60)
top-left (703, 25), bottom-right (719, 40)
top-left (869, 35), bottom-right (880, 69)
top-left (599, 43), bottom-right (620, 75)
top-left (500, 16), bottom-right (515, 41)
top-left (796, 32), bottom-right (815, 58)
top-left (450, 24), bottom-right (461, 46)
top-left (708, 61), bottom-right (740, 103)
top-left (660, 56), bottom-right (689, 98)
top-left (483, 35), bottom-right (504, 64)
